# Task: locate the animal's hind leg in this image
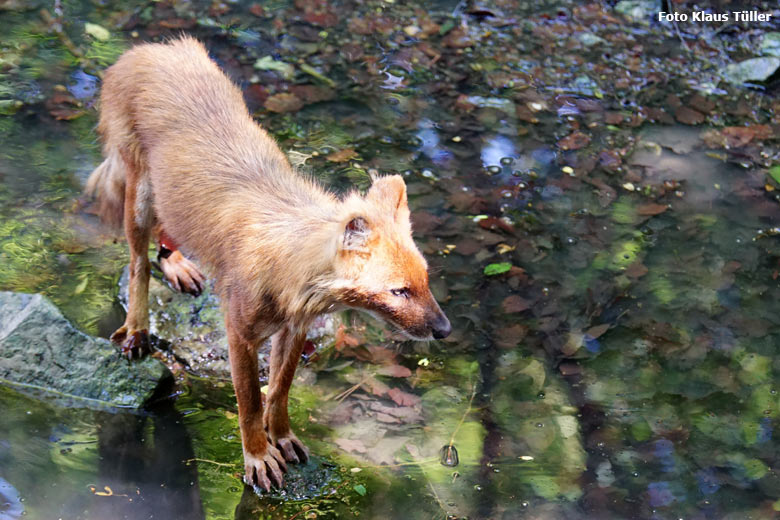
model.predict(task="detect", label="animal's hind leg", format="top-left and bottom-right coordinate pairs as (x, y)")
top-left (153, 224), bottom-right (205, 296)
top-left (111, 165), bottom-right (153, 359)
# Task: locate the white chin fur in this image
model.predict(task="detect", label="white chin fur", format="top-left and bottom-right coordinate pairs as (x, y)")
top-left (399, 330), bottom-right (433, 341)
top-left (360, 309), bottom-right (431, 341)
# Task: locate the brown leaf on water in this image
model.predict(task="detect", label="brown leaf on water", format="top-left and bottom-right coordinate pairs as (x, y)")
top-left (442, 26), bottom-right (473, 48)
top-left (376, 412), bottom-right (400, 423)
top-left (586, 323), bottom-right (610, 339)
top-left (410, 211), bottom-right (443, 234)
top-left (326, 148), bottom-right (357, 162)
top-left (494, 324), bottom-right (528, 348)
top-left (303, 11), bottom-right (338, 27)
top-left (637, 203), bottom-right (668, 216)
top-left (721, 125), bottom-right (773, 147)
top-left (675, 106), bottom-right (705, 125)
top-left (334, 324), bottom-right (360, 351)
top-left (605, 112), bottom-right (624, 125)
top-left (363, 346), bottom-right (397, 365)
top-left (248, 3), bottom-right (265, 16)
top-left (625, 261), bottom-right (649, 279)
top-left (158, 18), bottom-right (197, 29)
top-left (335, 438), bottom-right (368, 453)
top-left (452, 238), bottom-right (482, 256)
top-left (478, 217), bottom-right (514, 234)
top-left (264, 93), bottom-right (303, 113)
top-left (688, 94), bottom-right (715, 114)
top-left (502, 295), bottom-right (531, 313)
top-left (288, 84), bottom-right (336, 104)
top-left (365, 376), bottom-right (390, 397)
top-left (558, 362), bottom-right (582, 376)
top-left (376, 365), bottom-right (412, 378)
top-left (387, 388), bottom-right (420, 407)
top-left (369, 402), bottom-right (423, 423)
top-left (448, 190), bottom-right (486, 213)
top-left (243, 84), bottom-right (269, 108)
top-left (558, 131), bottom-right (591, 151)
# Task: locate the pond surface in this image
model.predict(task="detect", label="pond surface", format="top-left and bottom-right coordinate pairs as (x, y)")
top-left (1, 0), bottom-right (780, 519)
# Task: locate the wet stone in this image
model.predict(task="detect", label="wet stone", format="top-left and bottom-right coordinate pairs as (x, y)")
top-left (118, 266), bottom-right (336, 378)
top-left (0, 291), bottom-right (168, 408)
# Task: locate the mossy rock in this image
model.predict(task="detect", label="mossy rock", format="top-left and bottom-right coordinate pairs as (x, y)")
top-left (0, 291), bottom-right (168, 408)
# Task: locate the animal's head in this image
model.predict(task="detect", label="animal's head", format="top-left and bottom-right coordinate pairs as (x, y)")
top-left (332, 175), bottom-right (451, 340)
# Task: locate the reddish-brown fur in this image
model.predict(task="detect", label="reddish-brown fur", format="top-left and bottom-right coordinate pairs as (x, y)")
top-left (86, 37), bottom-right (450, 490)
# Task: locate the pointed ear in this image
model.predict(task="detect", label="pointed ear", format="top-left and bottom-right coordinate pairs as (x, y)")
top-left (341, 216), bottom-right (370, 251)
top-left (367, 175), bottom-right (409, 218)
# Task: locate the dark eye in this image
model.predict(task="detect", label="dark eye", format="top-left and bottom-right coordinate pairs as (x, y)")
top-left (390, 288), bottom-right (410, 298)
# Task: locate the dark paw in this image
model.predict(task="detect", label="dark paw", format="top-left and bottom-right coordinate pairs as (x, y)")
top-left (271, 433), bottom-right (310, 464)
top-left (111, 327), bottom-right (150, 359)
top-left (243, 445), bottom-right (287, 492)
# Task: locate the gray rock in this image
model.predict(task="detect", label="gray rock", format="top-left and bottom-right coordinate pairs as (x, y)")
top-left (760, 33), bottom-right (780, 58)
top-left (118, 267), bottom-right (337, 378)
top-left (614, 0), bottom-right (659, 24)
top-left (0, 291), bottom-right (168, 408)
top-left (723, 57), bottom-right (780, 85)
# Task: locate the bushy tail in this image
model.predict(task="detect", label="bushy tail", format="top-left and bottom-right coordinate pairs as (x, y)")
top-left (85, 152), bottom-right (126, 229)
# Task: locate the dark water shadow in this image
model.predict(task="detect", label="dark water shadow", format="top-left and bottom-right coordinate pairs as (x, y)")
top-left (88, 396), bottom-right (205, 519)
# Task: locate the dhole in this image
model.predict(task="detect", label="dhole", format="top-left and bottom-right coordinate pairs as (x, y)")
top-left (86, 37), bottom-right (451, 491)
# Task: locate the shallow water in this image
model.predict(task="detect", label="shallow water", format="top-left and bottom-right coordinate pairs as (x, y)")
top-left (1, 0), bottom-right (780, 519)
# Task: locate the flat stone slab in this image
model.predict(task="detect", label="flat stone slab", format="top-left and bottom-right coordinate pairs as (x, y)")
top-left (0, 291), bottom-right (168, 408)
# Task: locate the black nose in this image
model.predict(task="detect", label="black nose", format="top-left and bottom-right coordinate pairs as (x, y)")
top-left (432, 314), bottom-right (452, 339)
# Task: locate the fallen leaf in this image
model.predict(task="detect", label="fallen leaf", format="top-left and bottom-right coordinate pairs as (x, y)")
top-left (558, 131), bottom-right (591, 150)
top-left (158, 18), bottom-right (197, 29)
top-left (326, 148), bottom-right (357, 162)
top-left (387, 387), bottom-right (420, 407)
top-left (502, 295), bottom-right (531, 313)
top-left (637, 203), bottom-right (668, 216)
top-left (675, 106), bottom-right (705, 125)
top-left (493, 324), bottom-right (528, 348)
top-left (478, 216), bottom-right (514, 234)
top-left (334, 324), bottom-right (361, 350)
top-left (442, 26), bottom-right (473, 48)
top-left (376, 412), bottom-right (400, 423)
top-left (484, 262), bottom-right (512, 276)
top-left (376, 365), bottom-right (412, 378)
top-left (249, 3), bottom-right (264, 16)
top-left (365, 376), bottom-right (390, 397)
top-left (368, 402), bottom-right (423, 422)
top-left (452, 238), bottom-right (482, 255)
top-left (288, 84), bottom-right (336, 104)
top-left (586, 323), bottom-right (610, 339)
top-left (559, 362), bottom-right (582, 376)
top-left (264, 93), bottom-right (303, 113)
top-left (625, 261), bottom-right (649, 278)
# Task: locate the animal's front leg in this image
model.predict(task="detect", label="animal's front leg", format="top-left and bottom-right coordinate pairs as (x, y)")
top-left (226, 316), bottom-right (287, 491)
top-left (264, 326), bottom-right (310, 464)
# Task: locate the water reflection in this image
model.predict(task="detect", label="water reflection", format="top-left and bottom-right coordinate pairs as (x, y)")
top-left (91, 400), bottom-right (205, 519)
top-left (0, 387), bottom-right (203, 519)
top-left (415, 118), bottom-right (453, 165)
top-left (480, 134), bottom-right (516, 170)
